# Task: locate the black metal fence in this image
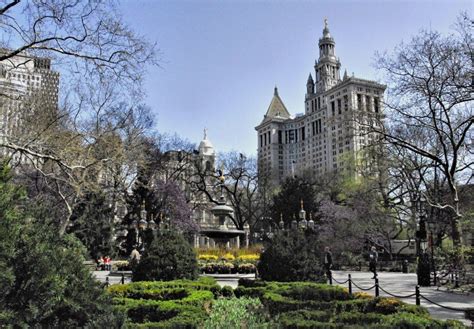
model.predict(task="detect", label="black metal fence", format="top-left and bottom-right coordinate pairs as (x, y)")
top-left (329, 272), bottom-right (472, 320)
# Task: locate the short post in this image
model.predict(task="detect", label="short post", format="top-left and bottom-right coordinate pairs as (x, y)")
top-left (329, 270), bottom-right (333, 285)
top-left (121, 273), bottom-right (125, 284)
top-left (348, 274), bottom-right (352, 296)
top-left (415, 285), bottom-right (420, 306)
top-left (375, 278), bottom-right (379, 297)
top-left (105, 276), bottom-right (110, 288)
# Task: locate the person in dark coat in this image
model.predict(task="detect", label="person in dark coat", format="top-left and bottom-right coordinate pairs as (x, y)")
top-left (324, 247), bottom-right (333, 279)
top-left (369, 246), bottom-right (378, 279)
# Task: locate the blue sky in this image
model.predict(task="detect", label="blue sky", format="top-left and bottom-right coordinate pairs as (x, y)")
top-left (120, 0), bottom-right (471, 155)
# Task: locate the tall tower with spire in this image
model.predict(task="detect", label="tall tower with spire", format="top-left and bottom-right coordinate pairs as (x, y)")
top-left (256, 19), bottom-right (386, 184)
top-left (315, 19), bottom-right (341, 93)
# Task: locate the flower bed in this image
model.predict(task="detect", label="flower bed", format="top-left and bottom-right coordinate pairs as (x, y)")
top-left (199, 260), bottom-right (257, 274)
top-left (196, 248), bottom-right (260, 274)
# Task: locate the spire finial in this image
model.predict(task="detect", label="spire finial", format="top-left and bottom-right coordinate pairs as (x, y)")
top-left (322, 18), bottom-right (331, 38)
top-left (218, 163), bottom-right (225, 183)
top-left (274, 86), bottom-right (278, 96)
top-left (203, 127), bottom-right (208, 140)
top-left (343, 69), bottom-right (348, 80)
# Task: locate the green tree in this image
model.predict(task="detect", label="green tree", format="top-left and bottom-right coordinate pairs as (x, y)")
top-left (68, 190), bottom-right (116, 260)
top-left (257, 229), bottom-right (325, 282)
top-left (271, 176), bottom-right (318, 226)
top-left (0, 163), bottom-right (122, 327)
top-left (132, 230), bottom-right (198, 282)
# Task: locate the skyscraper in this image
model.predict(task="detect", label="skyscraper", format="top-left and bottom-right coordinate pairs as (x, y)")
top-left (256, 20), bottom-right (386, 183)
top-left (0, 51), bottom-right (59, 161)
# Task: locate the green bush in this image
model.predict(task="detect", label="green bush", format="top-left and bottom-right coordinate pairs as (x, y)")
top-left (0, 164), bottom-right (124, 327)
top-left (203, 297), bottom-right (269, 329)
top-left (219, 285), bottom-right (235, 298)
top-left (334, 311), bottom-right (382, 325)
top-left (384, 312), bottom-right (435, 328)
top-left (233, 280), bottom-right (467, 329)
top-left (278, 309), bottom-right (332, 323)
top-left (132, 230), bottom-right (198, 282)
top-left (109, 277), bottom-right (218, 328)
top-left (257, 230), bottom-right (325, 282)
top-left (281, 284), bottom-right (350, 302)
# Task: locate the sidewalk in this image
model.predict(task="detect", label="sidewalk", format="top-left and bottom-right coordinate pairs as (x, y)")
top-left (332, 270), bottom-right (473, 326)
top-left (93, 270), bottom-right (132, 285)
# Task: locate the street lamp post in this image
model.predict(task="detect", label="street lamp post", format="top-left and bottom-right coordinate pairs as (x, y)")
top-left (426, 218), bottom-right (438, 286)
top-left (416, 214), bottom-right (430, 286)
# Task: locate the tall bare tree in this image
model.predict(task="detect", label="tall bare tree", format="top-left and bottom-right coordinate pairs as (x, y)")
top-left (373, 13), bottom-right (473, 249)
top-left (0, 0), bottom-right (157, 233)
top-left (192, 152), bottom-right (267, 230)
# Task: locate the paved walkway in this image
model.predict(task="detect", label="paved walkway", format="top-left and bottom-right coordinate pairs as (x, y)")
top-left (332, 271), bottom-right (473, 326)
top-left (93, 270), bottom-right (132, 285)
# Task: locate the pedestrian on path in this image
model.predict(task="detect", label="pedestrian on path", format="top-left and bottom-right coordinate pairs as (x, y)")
top-left (369, 246), bottom-right (378, 279)
top-left (323, 246), bottom-right (333, 279)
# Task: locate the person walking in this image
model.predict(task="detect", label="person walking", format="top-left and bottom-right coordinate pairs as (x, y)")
top-left (324, 247), bottom-right (333, 279)
top-left (129, 247), bottom-right (141, 268)
top-left (369, 246), bottom-right (378, 279)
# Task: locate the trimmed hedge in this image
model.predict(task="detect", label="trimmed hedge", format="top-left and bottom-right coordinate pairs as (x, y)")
top-left (107, 277), bottom-right (218, 328)
top-left (108, 277), bottom-right (467, 329)
top-left (235, 280), bottom-right (467, 329)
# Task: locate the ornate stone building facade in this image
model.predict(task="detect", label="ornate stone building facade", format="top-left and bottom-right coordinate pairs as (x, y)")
top-left (255, 21), bottom-right (386, 183)
top-left (159, 130), bottom-right (244, 248)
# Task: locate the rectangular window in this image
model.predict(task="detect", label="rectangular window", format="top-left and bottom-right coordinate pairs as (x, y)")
top-left (318, 97), bottom-right (321, 109)
top-left (331, 101), bottom-right (335, 116)
top-left (289, 130), bottom-right (294, 143)
top-left (260, 135), bottom-right (263, 147)
top-left (278, 130), bottom-right (282, 144)
top-left (357, 94), bottom-right (362, 110)
top-left (374, 97), bottom-right (379, 113)
top-left (337, 99), bottom-right (342, 114)
top-left (301, 127), bottom-right (305, 141)
top-left (366, 96), bottom-right (371, 111)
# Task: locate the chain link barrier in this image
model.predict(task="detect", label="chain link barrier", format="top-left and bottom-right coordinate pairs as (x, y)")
top-left (331, 273), bottom-right (471, 317)
top-left (332, 277), bottom-right (349, 285)
top-left (420, 294), bottom-right (469, 312)
top-left (350, 280), bottom-right (376, 291)
top-left (378, 285), bottom-right (417, 299)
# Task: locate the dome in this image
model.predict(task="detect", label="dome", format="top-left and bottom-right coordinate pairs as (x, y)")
top-left (198, 128), bottom-right (215, 156)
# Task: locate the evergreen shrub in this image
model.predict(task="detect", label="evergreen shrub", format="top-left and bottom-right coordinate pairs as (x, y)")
top-left (257, 229), bottom-right (325, 282)
top-left (132, 230), bottom-right (198, 281)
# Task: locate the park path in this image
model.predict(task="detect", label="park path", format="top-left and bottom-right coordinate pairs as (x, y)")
top-left (332, 270), bottom-right (473, 326)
